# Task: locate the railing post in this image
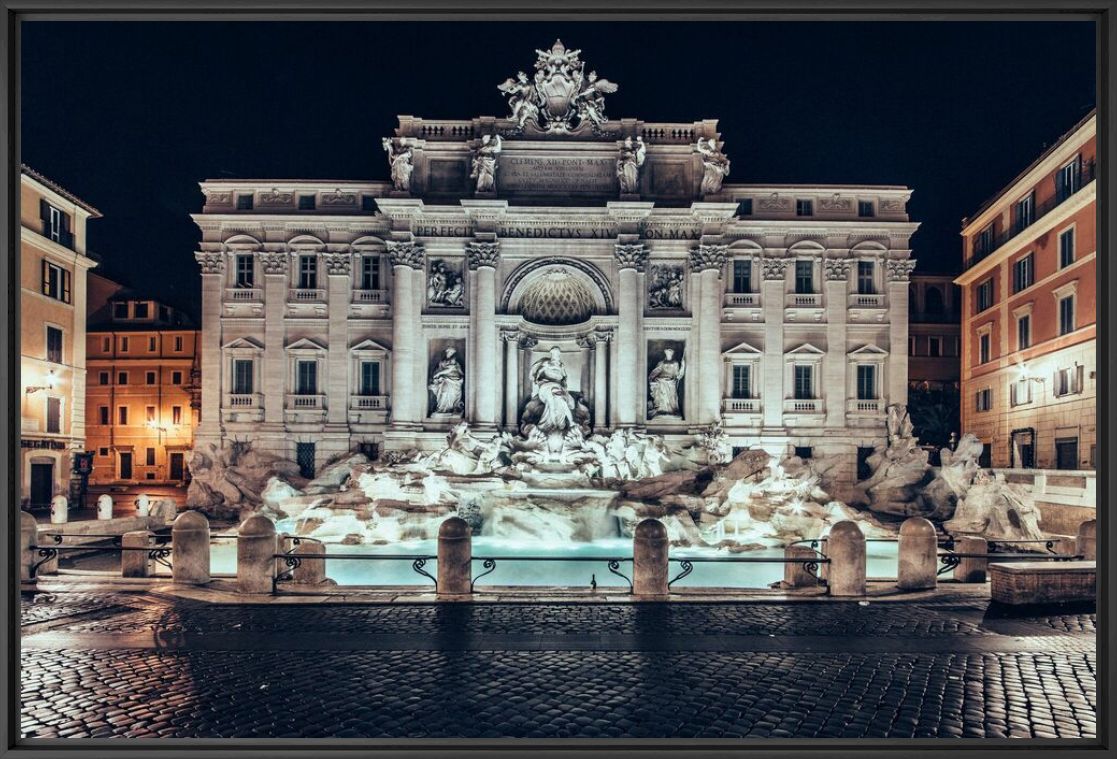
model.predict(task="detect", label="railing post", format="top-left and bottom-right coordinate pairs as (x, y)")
top-left (49, 495), bottom-right (68, 525)
top-left (783, 545), bottom-right (821, 588)
top-left (897, 517), bottom-right (937, 591)
top-left (96, 494), bottom-right (114, 521)
top-left (1077, 519), bottom-right (1096, 560)
top-left (827, 521), bottom-right (866, 597)
top-left (633, 519), bottom-right (669, 597)
top-left (955, 536), bottom-right (988, 583)
top-left (437, 517), bottom-right (472, 597)
top-left (20, 511), bottom-right (37, 584)
top-left (121, 530), bottom-right (154, 578)
top-left (171, 510), bottom-right (210, 585)
top-left (238, 515), bottom-right (277, 594)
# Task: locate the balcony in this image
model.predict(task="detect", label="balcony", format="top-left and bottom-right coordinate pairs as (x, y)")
top-left (351, 395), bottom-right (388, 410)
top-left (226, 287), bottom-right (262, 302)
top-left (965, 159), bottom-right (1096, 270)
top-left (224, 393), bottom-right (260, 408)
top-left (849, 293), bottom-right (885, 308)
top-left (353, 289), bottom-right (388, 304)
top-left (287, 393), bottom-right (325, 409)
top-left (221, 393), bottom-right (263, 423)
top-left (847, 399), bottom-right (884, 414)
top-left (786, 293), bottom-right (822, 308)
top-left (724, 292), bottom-right (760, 307)
top-left (783, 399), bottom-right (823, 414)
top-left (722, 398), bottom-right (760, 413)
top-left (289, 288), bottom-right (326, 303)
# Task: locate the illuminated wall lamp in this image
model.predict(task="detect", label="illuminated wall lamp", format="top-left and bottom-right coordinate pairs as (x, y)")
top-left (25, 370), bottom-right (56, 394)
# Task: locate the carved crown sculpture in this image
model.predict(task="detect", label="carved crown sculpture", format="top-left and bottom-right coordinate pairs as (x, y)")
top-left (466, 241), bottom-right (501, 270)
top-left (498, 39), bottom-right (619, 134)
top-left (386, 240), bottom-right (425, 269)
top-left (688, 244), bottom-right (729, 273)
top-left (614, 243), bottom-right (649, 272)
top-left (194, 251), bottom-right (225, 275)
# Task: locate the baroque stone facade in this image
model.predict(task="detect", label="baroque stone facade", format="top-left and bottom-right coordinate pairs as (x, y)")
top-left (191, 42), bottom-right (918, 484)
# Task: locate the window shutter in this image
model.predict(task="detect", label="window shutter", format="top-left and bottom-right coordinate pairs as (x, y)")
top-left (62, 269), bottom-right (72, 304)
top-left (41, 259), bottom-right (49, 295)
top-left (1075, 365), bottom-right (1084, 394)
top-left (39, 199), bottom-right (49, 224)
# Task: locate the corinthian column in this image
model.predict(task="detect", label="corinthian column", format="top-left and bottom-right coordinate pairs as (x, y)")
top-left (467, 241), bottom-right (501, 430)
top-left (324, 251), bottom-right (352, 426)
top-left (613, 243), bottom-right (648, 427)
top-left (501, 329), bottom-right (521, 430)
top-left (594, 330), bottom-right (612, 432)
top-left (194, 252), bottom-right (225, 444)
top-left (689, 244), bottom-right (728, 424)
top-left (886, 259), bottom-right (916, 405)
top-left (760, 256), bottom-right (789, 428)
top-left (259, 251), bottom-right (289, 427)
top-left (388, 241), bottom-right (424, 429)
top-left (823, 257), bottom-right (852, 428)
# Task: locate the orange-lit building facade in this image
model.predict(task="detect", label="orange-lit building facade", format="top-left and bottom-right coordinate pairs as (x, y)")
top-left (85, 274), bottom-right (200, 485)
top-left (956, 111), bottom-right (1096, 470)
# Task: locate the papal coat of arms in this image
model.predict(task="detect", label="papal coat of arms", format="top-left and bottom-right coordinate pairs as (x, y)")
top-left (498, 39), bottom-right (619, 133)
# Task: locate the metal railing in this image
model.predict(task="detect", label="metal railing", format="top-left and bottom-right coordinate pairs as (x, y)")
top-left (667, 553), bottom-right (829, 589)
top-left (28, 543), bottom-right (173, 579)
top-left (272, 552), bottom-right (436, 594)
top-left (469, 556), bottom-right (633, 593)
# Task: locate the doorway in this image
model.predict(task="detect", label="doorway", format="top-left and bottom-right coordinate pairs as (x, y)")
top-left (30, 462), bottom-right (53, 508)
top-left (119, 451), bottom-right (133, 480)
top-left (169, 452), bottom-right (185, 481)
top-left (1055, 438), bottom-right (1079, 470)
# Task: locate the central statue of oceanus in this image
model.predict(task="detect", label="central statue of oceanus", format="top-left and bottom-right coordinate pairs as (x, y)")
top-left (520, 346), bottom-right (592, 451)
top-left (498, 39), bottom-right (619, 133)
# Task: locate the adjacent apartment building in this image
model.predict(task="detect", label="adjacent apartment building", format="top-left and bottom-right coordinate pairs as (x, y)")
top-left (85, 273), bottom-right (201, 485)
top-left (19, 166), bottom-right (100, 508)
top-left (956, 110), bottom-right (1096, 470)
top-left (906, 273), bottom-right (961, 449)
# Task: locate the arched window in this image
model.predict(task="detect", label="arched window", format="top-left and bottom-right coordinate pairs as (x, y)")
top-left (925, 286), bottom-right (944, 314)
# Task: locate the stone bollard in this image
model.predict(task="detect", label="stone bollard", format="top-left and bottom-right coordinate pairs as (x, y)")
top-left (135, 493), bottom-right (150, 517)
top-left (121, 530), bottom-right (154, 578)
top-left (783, 545), bottom-right (821, 588)
top-left (897, 517), bottom-right (938, 591)
top-left (238, 515), bottom-right (278, 594)
top-left (171, 510), bottom-right (211, 585)
top-left (827, 521), bottom-right (866, 597)
top-left (633, 519), bottom-right (669, 597)
top-left (49, 495), bottom-right (68, 525)
top-left (437, 517), bottom-right (472, 597)
top-left (955, 536), bottom-right (988, 583)
top-left (1077, 519), bottom-right (1096, 560)
top-left (20, 511), bottom-right (38, 583)
top-left (96, 494), bottom-right (114, 520)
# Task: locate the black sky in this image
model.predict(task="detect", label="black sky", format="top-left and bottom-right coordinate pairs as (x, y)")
top-left (20, 21), bottom-right (1096, 319)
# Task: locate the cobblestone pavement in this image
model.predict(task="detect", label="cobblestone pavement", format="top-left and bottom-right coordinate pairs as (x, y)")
top-left (19, 590), bottom-right (1097, 740)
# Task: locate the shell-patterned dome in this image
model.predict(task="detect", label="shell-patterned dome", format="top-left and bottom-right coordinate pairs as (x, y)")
top-left (518, 270), bottom-right (596, 325)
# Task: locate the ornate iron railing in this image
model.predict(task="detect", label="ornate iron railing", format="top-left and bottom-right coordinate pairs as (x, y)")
top-left (28, 544), bottom-right (173, 578)
top-left (469, 556), bottom-right (633, 593)
top-left (271, 552), bottom-right (436, 594)
top-left (667, 554), bottom-right (829, 589)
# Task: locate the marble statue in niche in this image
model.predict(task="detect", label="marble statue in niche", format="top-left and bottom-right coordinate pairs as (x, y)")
top-left (427, 260), bottom-right (464, 307)
top-left (696, 137), bottom-right (731, 195)
top-left (616, 136), bottom-right (646, 195)
top-left (381, 138), bottom-right (414, 193)
top-left (520, 346), bottom-right (591, 436)
top-left (648, 347), bottom-right (685, 418)
top-left (648, 265), bottom-right (684, 309)
top-left (471, 135), bottom-right (503, 194)
top-left (429, 347), bottom-right (465, 414)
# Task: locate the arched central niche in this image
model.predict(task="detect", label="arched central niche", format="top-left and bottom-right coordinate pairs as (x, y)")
top-left (502, 258), bottom-right (613, 324)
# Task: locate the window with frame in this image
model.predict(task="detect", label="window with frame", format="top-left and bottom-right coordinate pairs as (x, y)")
top-left (1059, 228), bottom-right (1075, 268)
top-left (794, 261), bottom-right (814, 294)
top-left (298, 255), bottom-right (318, 289)
top-left (174, 336), bottom-right (183, 352)
top-left (730, 364), bottom-right (751, 398)
top-left (908, 336), bottom-right (917, 356)
top-left (235, 255), bottom-right (255, 288)
top-left (975, 279), bottom-right (993, 311)
top-left (117, 371), bottom-right (128, 385)
top-left (172, 370), bottom-right (182, 385)
top-left (360, 255), bottom-right (381, 290)
top-left (856, 261), bottom-right (875, 295)
top-left (120, 337), bottom-right (129, 352)
top-left (146, 448), bottom-right (156, 466)
top-left (1059, 295), bottom-right (1075, 335)
top-left (99, 406), bottom-right (109, 425)
top-left (359, 361), bottom-right (381, 396)
top-left (857, 200), bottom-right (874, 218)
top-left (40, 260), bottom-right (72, 303)
top-left (1012, 253), bottom-right (1034, 293)
top-left (232, 359), bottom-right (254, 395)
top-left (172, 406), bottom-right (182, 425)
top-left (46, 397), bottom-right (61, 433)
top-left (118, 406), bottom-right (129, 425)
top-left (145, 406), bottom-right (156, 423)
top-left (979, 333), bottom-right (991, 364)
top-left (928, 336), bottom-right (942, 358)
top-left (98, 447), bottom-right (109, 457)
top-left (793, 365), bottom-right (813, 399)
top-left (731, 260), bottom-right (752, 294)
top-left (736, 198), bottom-right (753, 216)
top-left (134, 302), bottom-right (149, 319)
top-left (146, 371), bottom-right (157, 385)
top-left (1054, 365), bottom-right (1083, 397)
top-left (296, 360), bottom-right (318, 395)
top-left (1013, 192), bottom-right (1035, 232)
top-left (975, 388), bottom-right (992, 412)
top-left (40, 200), bottom-right (72, 247)
top-left (1017, 315), bottom-right (1031, 350)
top-left (148, 337), bottom-right (156, 351)
top-left (113, 301), bottom-right (128, 319)
top-left (1010, 379), bottom-right (1032, 407)
top-left (101, 337), bottom-right (110, 352)
top-left (795, 199), bottom-right (813, 217)
top-left (1056, 157), bottom-right (1081, 201)
top-left (856, 364), bottom-right (877, 400)
top-left (974, 225), bottom-right (995, 257)
top-left (99, 371), bottom-right (109, 386)
top-left (46, 326), bottom-right (63, 363)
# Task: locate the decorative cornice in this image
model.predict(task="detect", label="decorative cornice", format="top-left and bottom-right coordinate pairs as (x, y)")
top-left (614, 243), bottom-right (649, 272)
top-left (823, 258), bottom-right (852, 280)
top-left (324, 251), bottom-right (352, 276)
top-left (886, 259), bottom-right (917, 282)
top-left (688, 244), bottom-right (728, 273)
top-left (466, 241), bottom-right (501, 270)
top-left (259, 251), bottom-right (288, 276)
top-left (386, 240), bottom-right (425, 269)
top-left (194, 251), bottom-right (225, 275)
top-left (760, 257), bottom-right (790, 280)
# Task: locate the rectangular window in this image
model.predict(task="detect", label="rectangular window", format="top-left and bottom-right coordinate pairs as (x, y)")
top-left (1010, 379), bottom-right (1032, 407)
top-left (146, 448), bottom-right (156, 467)
top-left (1059, 295), bottom-right (1075, 335)
top-left (1056, 157), bottom-right (1081, 202)
top-left (736, 198), bottom-right (753, 216)
top-left (99, 406), bottom-right (109, 425)
top-left (1012, 253), bottom-right (1034, 293)
top-left (40, 260), bottom-right (71, 303)
top-left (145, 406), bottom-right (156, 423)
top-left (298, 255), bottom-right (318, 289)
top-left (99, 371), bottom-right (109, 385)
top-left (134, 302), bottom-right (149, 319)
top-left (46, 326), bottom-right (63, 363)
top-left (1018, 315), bottom-right (1031, 350)
top-left (296, 360), bottom-right (318, 395)
top-left (908, 336), bottom-right (918, 356)
top-left (1013, 192), bottom-right (1035, 232)
top-left (857, 200), bottom-right (874, 218)
top-left (232, 359), bottom-right (254, 395)
top-left (974, 225), bottom-right (996, 257)
top-left (117, 371), bottom-right (127, 385)
top-left (98, 447), bottom-right (108, 457)
top-left (118, 406), bottom-right (129, 425)
top-left (172, 406), bottom-right (182, 425)
top-left (979, 333), bottom-right (990, 364)
top-left (1055, 437), bottom-right (1079, 470)
top-left (113, 301), bottom-right (128, 319)
top-left (795, 199), bottom-right (813, 216)
top-left (1059, 228), bottom-right (1075, 268)
top-left (1054, 366), bottom-right (1083, 397)
top-left (975, 388), bottom-right (992, 412)
top-left (146, 371), bottom-right (156, 385)
top-left (101, 337), bottom-right (110, 352)
top-left (793, 365), bottom-right (813, 399)
top-left (361, 255), bottom-right (381, 290)
top-left (928, 336), bottom-right (942, 358)
top-left (794, 261), bottom-right (813, 294)
top-left (45, 397), bottom-right (61, 433)
top-left (731, 260), bottom-right (752, 294)
top-left (856, 364), bottom-right (876, 400)
top-left (236, 194), bottom-right (254, 210)
top-left (172, 370), bottom-right (183, 385)
top-left (298, 194), bottom-right (316, 210)
top-left (856, 261), bottom-right (875, 294)
top-left (121, 337), bottom-right (129, 352)
top-left (148, 337), bottom-right (156, 352)
top-left (235, 255), bottom-right (255, 288)
top-left (976, 279), bottom-right (993, 311)
top-left (730, 364), bottom-right (751, 398)
top-left (174, 336), bottom-right (183, 352)
top-left (359, 361), bottom-right (381, 396)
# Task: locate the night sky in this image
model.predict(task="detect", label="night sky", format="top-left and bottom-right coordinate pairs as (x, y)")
top-left (21, 21), bottom-right (1096, 319)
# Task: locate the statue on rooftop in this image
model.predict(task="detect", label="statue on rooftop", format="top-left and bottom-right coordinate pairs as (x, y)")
top-left (470, 135), bottom-right (503, 194)
top-left (616, 136), bottom-right (646, 195)
top-left (381, 138), bottom-right (414, 193)
top-left (696, 137), bottom-right (731, 195)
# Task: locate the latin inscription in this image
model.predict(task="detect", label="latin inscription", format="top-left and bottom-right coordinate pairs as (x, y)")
top-left (498, 156), bottom-right (616, 194)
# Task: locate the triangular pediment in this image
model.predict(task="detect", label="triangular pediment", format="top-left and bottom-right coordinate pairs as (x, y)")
top-left (222, 337), bottom-right (264, 351)
top-left (725, 340), bottom-right (762, 355)
top-left (286, 337), bottom-right (328, 352)
top-left (847, 344), bottom-right (889, 357)
top-left (350, 338), bottom-right (391, 353)
top-left (785, 342), bottom-right (825, 356)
